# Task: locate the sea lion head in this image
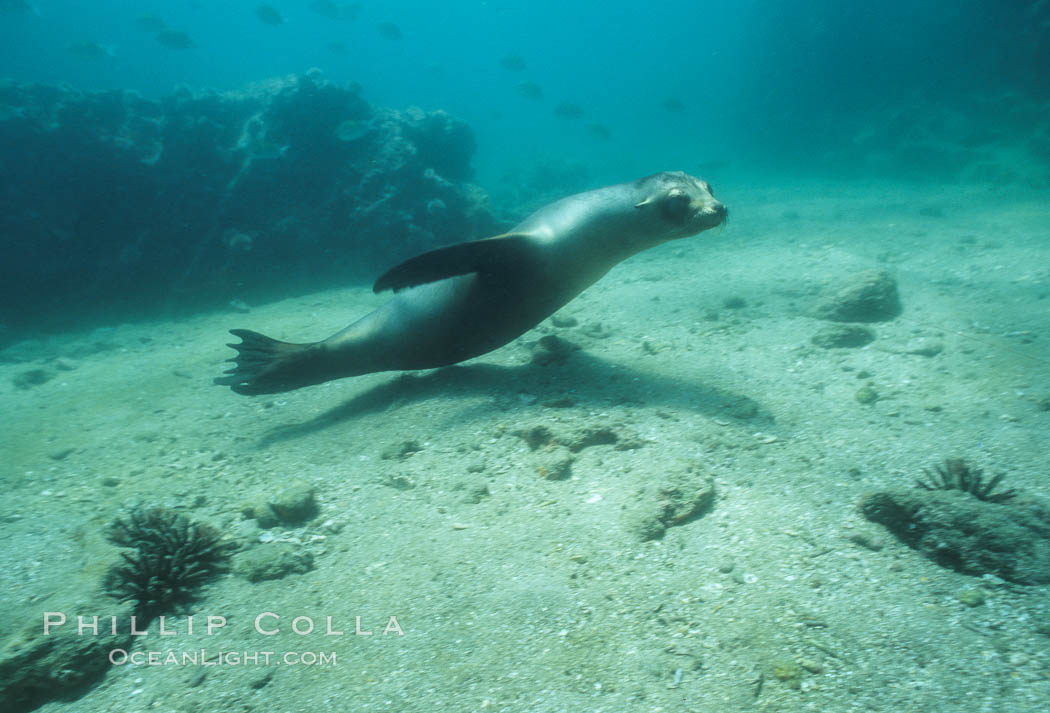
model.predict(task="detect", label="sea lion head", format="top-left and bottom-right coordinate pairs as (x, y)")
top-left (632, 171), bottom-right (727, 241)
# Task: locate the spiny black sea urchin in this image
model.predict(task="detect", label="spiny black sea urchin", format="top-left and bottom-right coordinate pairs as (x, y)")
top-left (915, 458), bottom-right (1017, 504)
top-left (103, 507), bottom-right (234, 620)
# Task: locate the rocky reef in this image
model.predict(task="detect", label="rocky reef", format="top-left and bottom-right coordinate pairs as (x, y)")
top-left (0, 600), bottom-right (134, 713)
top-left (847, 95), bottom-right (1050, 186)
top-left (860, 486), bottom-right (1050, 585)
top-left (0, 70), bottom-right (501, 340)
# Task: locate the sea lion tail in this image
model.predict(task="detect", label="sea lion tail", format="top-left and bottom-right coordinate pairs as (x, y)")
top-left (214, 329), bottom-right (331, 395)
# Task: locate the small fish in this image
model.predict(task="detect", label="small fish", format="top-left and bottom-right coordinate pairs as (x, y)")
top-left (335, 118), bottom-right (370, 142)
top-left (156, 29), bottom-right (195, 50)
top-left (554, 101), bottom-right (583, 120)
top-left (377, 22), bottom-right (402, 40)
top-left (585, 123), bottom-right (611, 141)
top-left (327, 40), bottom-right (348, 53)
top-left (694, 160), bottom-right (729, 173)
top-left (309, 0), bottom-right (361, 22)
top-left (255, 4), bottom-right (284, 26)
top-left (499, 54), bottom-right (526, 72)
top-left (0, 0), bottom-right (37, 13)
top-left (515, 81), bottom-right (543, 100)
top-left (235, 117), bottom-right (287, 160)
top-left (248, 140), bottom-right (288, 160)
top-left (662, 97), bottom-right (685, 113)
top-left (68, 41), bottom-right (114, 61)
top-left (135, 14), bottom-right (167, 33)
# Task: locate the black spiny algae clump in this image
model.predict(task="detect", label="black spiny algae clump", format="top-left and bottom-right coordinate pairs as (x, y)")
top-left (916, 458), bottom-right (1017, 503)
top-left (103, 507), bottom-right (234, 620)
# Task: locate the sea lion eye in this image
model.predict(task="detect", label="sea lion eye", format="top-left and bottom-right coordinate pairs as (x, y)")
top-left (661, 191), bottom-right (692, 222)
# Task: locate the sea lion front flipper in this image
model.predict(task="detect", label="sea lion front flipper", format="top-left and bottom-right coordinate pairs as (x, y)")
top-left (372, 233), bottom-right (536, 293)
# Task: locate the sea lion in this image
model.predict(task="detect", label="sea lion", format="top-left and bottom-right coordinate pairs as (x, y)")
top-left (215, 171), bottom-right (727, 395)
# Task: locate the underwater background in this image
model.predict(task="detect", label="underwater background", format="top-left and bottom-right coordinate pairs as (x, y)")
top-left (2, 0), bottom-right (1048, 175)
top-left (2, 2), bottom-right (1050, 713)
top-left (1, 0), bottom-right (1049, 336)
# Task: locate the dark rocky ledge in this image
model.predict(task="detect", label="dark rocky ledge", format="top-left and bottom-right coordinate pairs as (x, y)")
top-left (0, 70), bottom-right (502, 341)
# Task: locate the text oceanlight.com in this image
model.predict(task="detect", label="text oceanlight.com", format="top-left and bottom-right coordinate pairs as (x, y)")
top-left (109, 649), bottom-right (337, 666)
top-left (43, 611), bottom-right (404, 668)
top-left (43, 612), bottom-right (404, 637)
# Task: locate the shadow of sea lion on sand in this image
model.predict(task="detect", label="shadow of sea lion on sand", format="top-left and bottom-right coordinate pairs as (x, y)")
top-left (257, 353), bottom-right (772, 447)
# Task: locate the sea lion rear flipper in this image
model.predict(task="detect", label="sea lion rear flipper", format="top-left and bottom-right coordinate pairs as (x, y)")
top-left (214, 329), bottom-right (331, 395)
top-left (373, 233), bottom-right (536, 293)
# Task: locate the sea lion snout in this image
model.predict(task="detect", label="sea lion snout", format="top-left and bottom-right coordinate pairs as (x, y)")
top-left (671, 174), bottom-right (727, 232)
top-left (701, 198), bottom-right (728, 221)
top-left (691, 197), bottom-right (727, 231)
top-left (690, 176), bottom-right (727, 227)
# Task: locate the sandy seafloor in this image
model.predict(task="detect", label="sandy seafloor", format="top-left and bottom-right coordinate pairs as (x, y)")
top-left (1, 176), bottom-right (1049, 713)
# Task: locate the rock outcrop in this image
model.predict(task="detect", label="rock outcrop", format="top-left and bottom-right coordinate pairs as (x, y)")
top-left (0, 70), bottom-right (501, 339)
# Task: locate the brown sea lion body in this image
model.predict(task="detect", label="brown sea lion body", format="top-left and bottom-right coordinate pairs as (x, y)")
top-left (216, 171), bottom-right (726, 395)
